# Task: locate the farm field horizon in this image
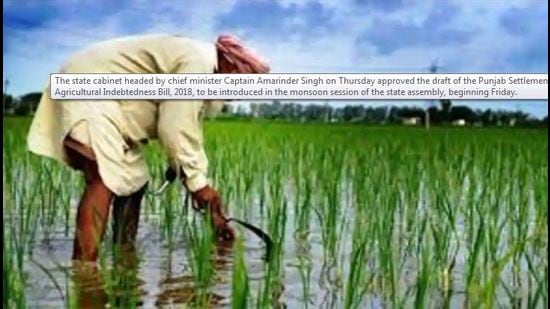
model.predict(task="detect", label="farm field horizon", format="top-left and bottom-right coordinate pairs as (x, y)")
top-left (3, 117), bottom-right (548, 308)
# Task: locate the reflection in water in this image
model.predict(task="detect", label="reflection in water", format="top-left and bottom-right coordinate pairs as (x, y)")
top-left (155, 242), bottom-right (234, 307)
top-left (26, 208), bottom-right (303, 308)
top-left (72, 246), bottom-right (144, 308)
top-left (155, 278), bottom-right (225, 307)
top-left (71, 241), bottom-right (239, 308)
top-left (71, 263), bottom-right (108, 308)
top-left (293, 233), bottom-right (314, 307)
top-left (319, 258), bottom-right (341, 309)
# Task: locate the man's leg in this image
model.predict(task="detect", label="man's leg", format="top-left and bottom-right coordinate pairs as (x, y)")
top-left (66, 139), bottom-right (113, 262)
top-left (112, 184), bottom-right (147, 248)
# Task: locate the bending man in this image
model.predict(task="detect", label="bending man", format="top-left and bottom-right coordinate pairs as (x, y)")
top-left (27, 33), bottom-right (270, 261)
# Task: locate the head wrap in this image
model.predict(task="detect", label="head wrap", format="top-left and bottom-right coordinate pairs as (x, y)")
top-left (215, 34), bottom-right (270, 74)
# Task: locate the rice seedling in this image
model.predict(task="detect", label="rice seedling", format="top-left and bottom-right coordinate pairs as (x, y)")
top-left (4, 231), bottom-right (26, 309)
top-left (184, 214), bottom-right (216, 307)
top-left (3, 118), bottom-right (548, 308)
top-left (232, 239), bottom-right (250, 309)
top-left (294, 241), bottom-right (314, 307)
top-left (256, 163), bottom-right (288, 308)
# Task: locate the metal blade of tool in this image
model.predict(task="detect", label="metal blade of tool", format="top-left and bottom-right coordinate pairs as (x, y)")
top-left (226, 217), bottom-right (273, 260)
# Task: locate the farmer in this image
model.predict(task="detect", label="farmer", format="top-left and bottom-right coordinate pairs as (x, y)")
top-left (27, 34), bottom-right (270, 262)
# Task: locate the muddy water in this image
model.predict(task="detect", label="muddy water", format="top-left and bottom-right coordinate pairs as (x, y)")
top-left (19, 183), bottom-right (529, 309)
top-left (19, 198), bottom-right (540, 309)
top-left (24, 200), bottom-right (355, 308)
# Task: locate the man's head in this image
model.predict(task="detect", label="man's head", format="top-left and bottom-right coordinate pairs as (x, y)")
top-left (215, 34), bottom-right (270, 74)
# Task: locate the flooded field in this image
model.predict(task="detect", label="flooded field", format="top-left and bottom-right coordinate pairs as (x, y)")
top-left (4, 118), bottom-right (548, 308)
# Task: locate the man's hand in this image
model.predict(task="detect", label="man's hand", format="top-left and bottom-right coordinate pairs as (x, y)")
top-left (191, 185), bottom-right (236, 242)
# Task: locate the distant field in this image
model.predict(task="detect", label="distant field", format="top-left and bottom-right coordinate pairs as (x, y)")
top-left (3, 117), bottom-right (548, 308)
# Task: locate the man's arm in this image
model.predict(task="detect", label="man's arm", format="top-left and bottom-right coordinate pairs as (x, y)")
top-left (157, 100), bottom-right (208, 192)
top-left (157, 99), bottom-right (236, 241)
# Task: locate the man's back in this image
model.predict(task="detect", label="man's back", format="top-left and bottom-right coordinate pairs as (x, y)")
top-left (61, 33), bottom-right (216, 74)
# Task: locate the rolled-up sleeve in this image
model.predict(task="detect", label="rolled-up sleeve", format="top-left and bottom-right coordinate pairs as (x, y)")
top-left (158, 100), bottom-right (209, 192)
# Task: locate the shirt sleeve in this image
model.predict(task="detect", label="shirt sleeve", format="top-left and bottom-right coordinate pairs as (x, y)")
top-left (158, 100), bottom-right (209, 192)
top-left (158, 50), bottom-right (216, 192)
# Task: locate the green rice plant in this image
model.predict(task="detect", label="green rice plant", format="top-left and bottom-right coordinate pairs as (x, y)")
top-left (257, 164), bottom-right (288, 309)
top-left (373, 175), bottom-right (400, 306)
top-left (343, 217), bottom-right (370, 309)
top-left (184, 214), bottom-right (216, 307)
top-left (413, 236), bottom-right (432, 309)
top-left (297, 250), bottom-right (314, 308)
top-left (2, 118), bottom-right (548, 308)
top-left (4, 231), bottom-right (26, 309)
top-left (232, 239), bottom-right (250, 309)
top-left (314, 146), bottom-right (347, 264)
top-left (288, 235), bottom-right (314, 308)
